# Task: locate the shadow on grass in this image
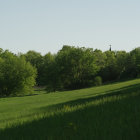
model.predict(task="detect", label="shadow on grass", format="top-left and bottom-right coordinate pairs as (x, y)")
top-left (35, 83), bottom-right (140, 113)
top-left (0, 84), bottom-right (140, 140)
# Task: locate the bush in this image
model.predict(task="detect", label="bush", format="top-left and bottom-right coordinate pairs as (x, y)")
top-left (94, 76), bottom-right (102, 86)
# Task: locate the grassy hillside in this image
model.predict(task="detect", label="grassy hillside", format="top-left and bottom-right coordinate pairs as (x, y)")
top-left (0, 79), bottom-right (140, 139)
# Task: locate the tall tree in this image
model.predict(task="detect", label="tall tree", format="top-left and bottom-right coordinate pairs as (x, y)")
top-left (55, 46), bottom-right (99, 89)
top-left (0, 50), bottom-right (36, 96)
top-left (23, 51), bottom-right (43, 85)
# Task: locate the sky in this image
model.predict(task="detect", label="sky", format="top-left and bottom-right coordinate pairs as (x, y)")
top-left (0, 0), bottom-right (140, 55)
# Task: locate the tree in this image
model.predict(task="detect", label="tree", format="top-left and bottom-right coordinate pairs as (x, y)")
top-left (40, 53), bottom-right (61, 91)
top-left (93, 49), bottom-right (107, 70)
top-left (54, 46), bottom-right (99, 90)
top-left (125, 47), bottom-right (140, 78)
top-left (115, 51), bottom-right (127, 79)
top-left (23, 51), bottom-right (43, 85)
top-left (0, 50), bottom-right (37, 96)
top-left (100, 51), bottom-right (118, 82)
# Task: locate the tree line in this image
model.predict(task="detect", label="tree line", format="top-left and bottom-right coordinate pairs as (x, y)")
top-left (0, 46), bottom-right (140, 96)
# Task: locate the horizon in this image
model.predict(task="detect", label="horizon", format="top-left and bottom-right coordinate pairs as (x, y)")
top-left (0, 44), bottom-right (138, 55)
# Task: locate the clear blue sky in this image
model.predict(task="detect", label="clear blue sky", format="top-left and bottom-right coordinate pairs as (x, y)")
top-left (0, 0), bottom-right (140, 54)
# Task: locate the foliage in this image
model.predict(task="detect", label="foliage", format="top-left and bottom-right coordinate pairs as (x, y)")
top-left (1, 46), bottom-right (140, 94)
top-left (54, 46), bottom-right (99, 90)
top-left (0, 50), bottom-right (37, 96)
top-left (94, 76), bottom-right (102, 86)
top-left (23, 50), bottom-right (43, 85)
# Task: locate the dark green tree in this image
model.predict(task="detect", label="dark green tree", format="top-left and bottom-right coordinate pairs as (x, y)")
top-left (54, 46), bottom-right (99, 90)
top-left (100, 51), bottom-right (118, 82)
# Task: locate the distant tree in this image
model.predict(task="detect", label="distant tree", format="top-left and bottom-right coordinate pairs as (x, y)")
top-left (124, 47), bottom-right (140, 78)
top-left (1, 45), bottom-right (140, 95)
top-left (23, 51), bottom-right (43, 85)
top-left (40, 53), bottom-right (61, 91)
top-left (0, 50), bottom-right (36, 96)
top-left (115, 51), bottom-right (127, 79)
top-left (100, 51), bottom-right (118, 82)
top-left (93, 49), bottom-right (107, 69)
top-left (0, 48), bottom-right (3, 54)
top-left (54, 46), bottom-right (99, 90)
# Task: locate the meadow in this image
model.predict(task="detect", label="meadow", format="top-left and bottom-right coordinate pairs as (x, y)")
top-left (0, 79), bottom-right (140, 139)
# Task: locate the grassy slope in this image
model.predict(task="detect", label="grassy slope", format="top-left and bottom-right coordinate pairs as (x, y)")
top-left (0, 79), bottom-right (140, 139)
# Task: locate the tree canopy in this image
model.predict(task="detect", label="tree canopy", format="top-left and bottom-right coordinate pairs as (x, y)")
top-left (0, 49), bottom-right (37, 96)
top-left (1, 46), bottom-right (140, 95)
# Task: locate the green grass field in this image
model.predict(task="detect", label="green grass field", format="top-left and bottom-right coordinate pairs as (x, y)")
top-left (0, 79), bottom-right (140, 140)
